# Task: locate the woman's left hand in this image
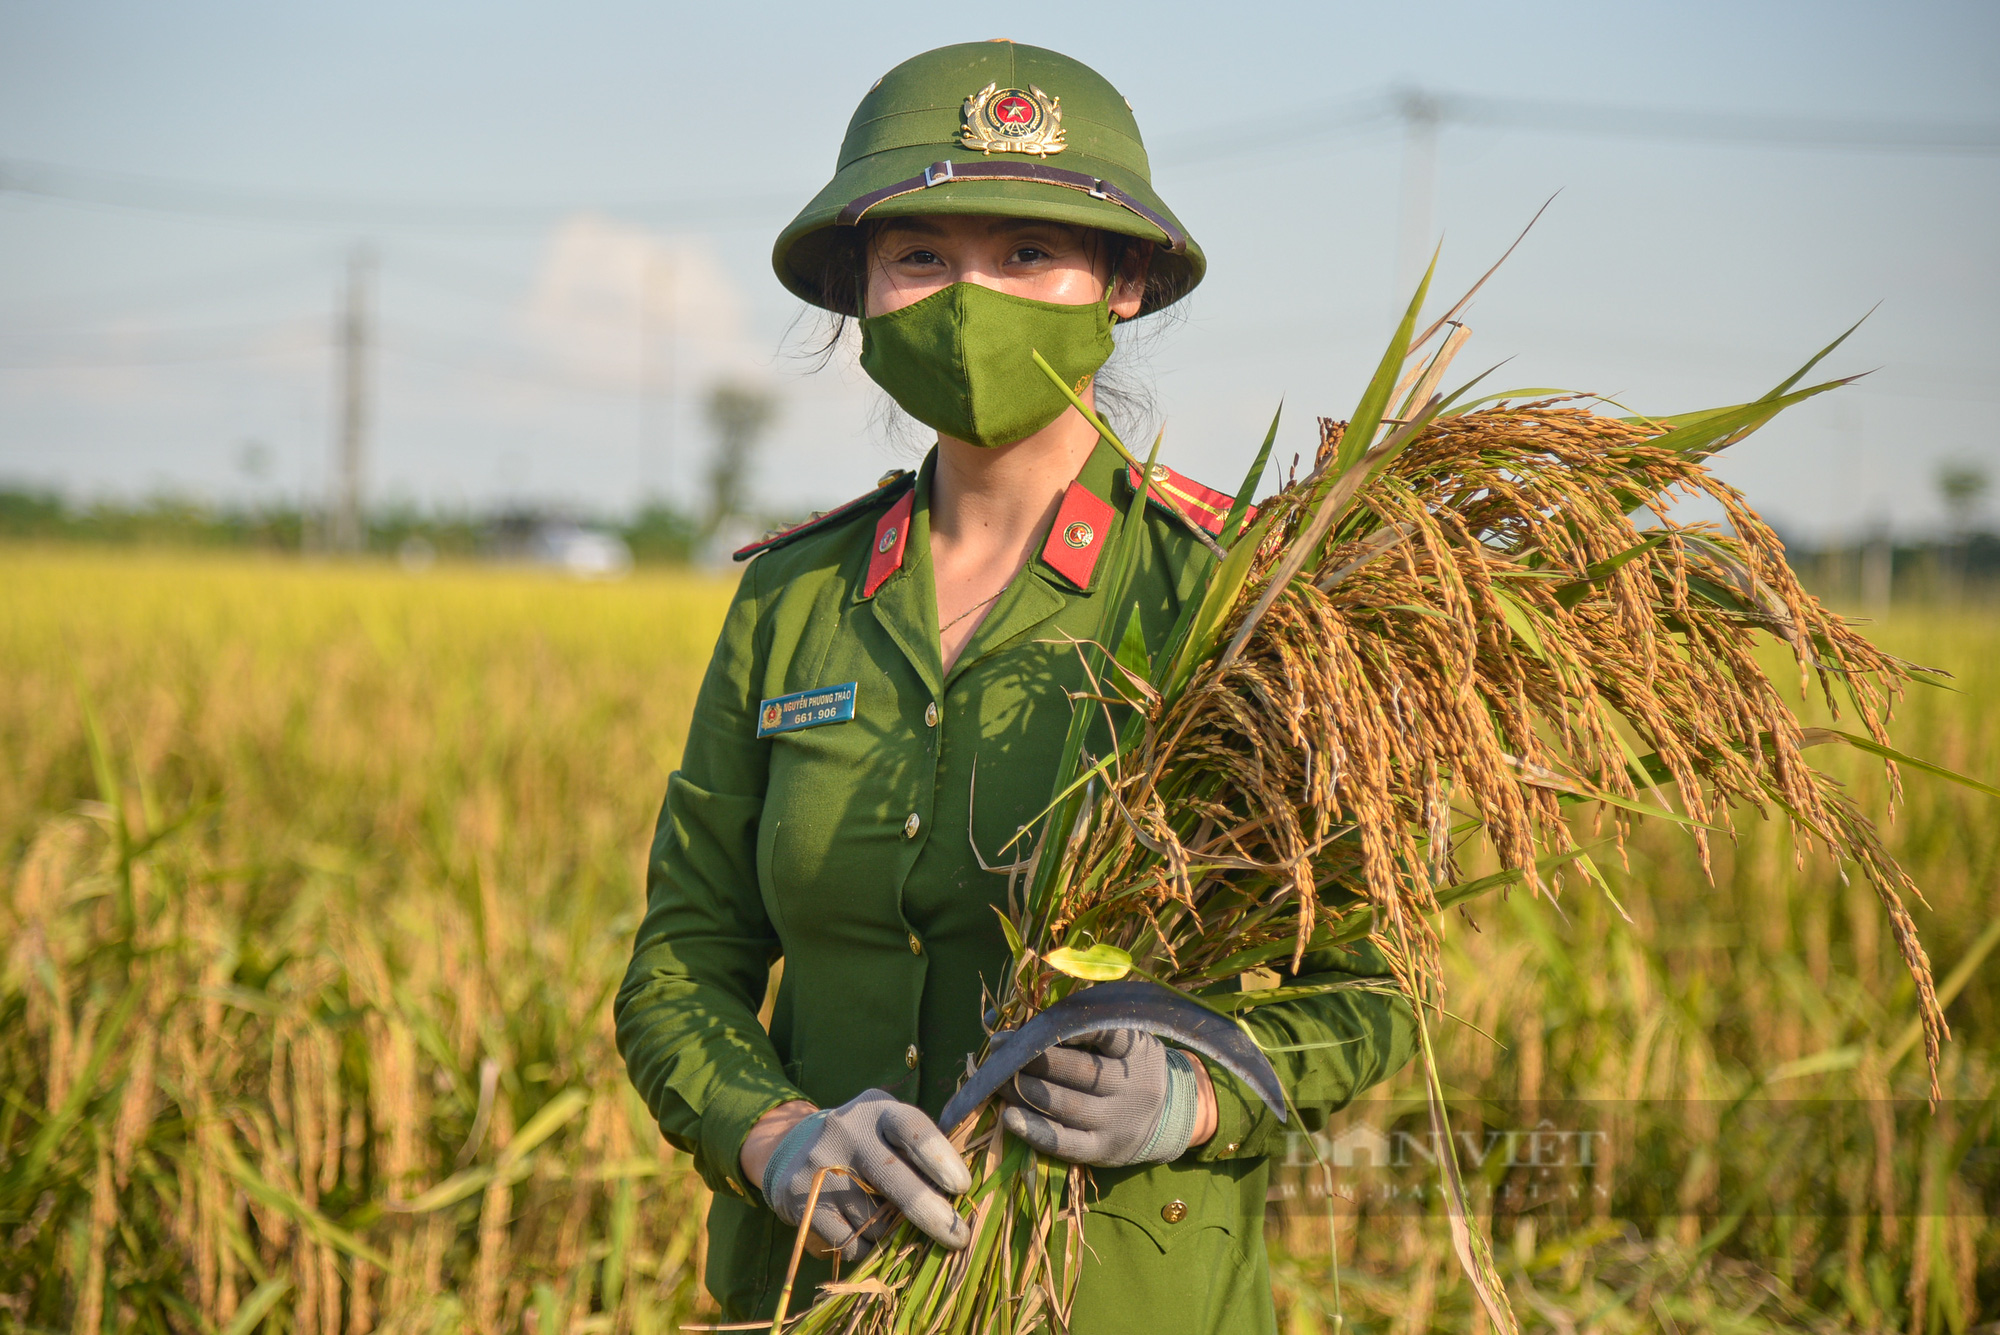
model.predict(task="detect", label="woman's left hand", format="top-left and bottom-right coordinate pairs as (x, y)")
top-left (995, 1028), bottom-right (1217, 1167)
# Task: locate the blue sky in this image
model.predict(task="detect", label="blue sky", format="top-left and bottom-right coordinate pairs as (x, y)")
top-left (2, 0), bottom-right (1996, 540)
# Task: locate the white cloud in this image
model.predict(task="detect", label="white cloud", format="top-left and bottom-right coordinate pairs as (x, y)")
top-left (524, 214), bottom-right (763, 394)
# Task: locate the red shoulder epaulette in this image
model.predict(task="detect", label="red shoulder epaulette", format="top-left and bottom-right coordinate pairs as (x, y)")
top-left (1126, 463), bottom-right (1253, 538)
top-left (732, 469), bottom-right (916, 563)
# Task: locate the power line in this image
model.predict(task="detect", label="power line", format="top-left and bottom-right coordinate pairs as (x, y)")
top-left (0, 305), bottom-right (678, 393)
top-left (1172, 94), bottom-right (1403, 163)
top-left (1171, 86), bottom-right (2000, 166)
top-left (1431, 88), bottom-right (2000, 153)
top-left (0, 157), bottom-right (804, 231)
top-left (0, 248), bottom-right (335, 330)
top-left (0, 318), bottom-right (325, 369)
top-left (378, 340), bottom-right (639, 398)
top-left (4, 89), bottom-right (1992, 233)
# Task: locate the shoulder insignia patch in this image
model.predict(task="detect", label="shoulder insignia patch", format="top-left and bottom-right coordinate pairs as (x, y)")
top-left (733, 469), bottom-right (916, 562)
top-left (863, 488), bottom-right (915, 597)
top-left (1125, 463), bottom-right (1253, 538)
top-left (1039, 481), bottom-right (1116, 591)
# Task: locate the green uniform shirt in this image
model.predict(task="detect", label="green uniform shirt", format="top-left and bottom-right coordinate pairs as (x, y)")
top-left (615, 436), bottom-right (1417, 1332)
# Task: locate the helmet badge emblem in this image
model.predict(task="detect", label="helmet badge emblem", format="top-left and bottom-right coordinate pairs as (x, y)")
top-left (961, 83), bottom-right (1066, 157)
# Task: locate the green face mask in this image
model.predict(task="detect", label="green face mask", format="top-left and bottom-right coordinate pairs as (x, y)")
top-left (858, 282), bottom-right (1116, 449)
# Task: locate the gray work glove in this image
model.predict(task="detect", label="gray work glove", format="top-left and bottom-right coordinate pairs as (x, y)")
top-left (759, 1089), bottom-right (972, 1261)
top-left (995, 1028), bottom-right (1202, 1167)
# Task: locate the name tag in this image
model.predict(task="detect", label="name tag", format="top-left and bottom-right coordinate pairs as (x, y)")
top-left (756, 683), bottom-right (858, 738)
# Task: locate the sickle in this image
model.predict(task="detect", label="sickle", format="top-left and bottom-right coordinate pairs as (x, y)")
top-left (937, 979), bottom-right (1287, 1135)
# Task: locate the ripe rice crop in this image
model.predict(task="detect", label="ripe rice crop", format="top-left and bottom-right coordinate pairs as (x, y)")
top-left (2, 547), bottom-right (1994, 1331)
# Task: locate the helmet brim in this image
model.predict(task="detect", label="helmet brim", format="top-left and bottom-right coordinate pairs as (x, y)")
top-left (773, 144), bottom-right (1204, 319)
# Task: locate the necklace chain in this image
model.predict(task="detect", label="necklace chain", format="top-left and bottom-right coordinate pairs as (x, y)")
top-left (939, 585), bottom-right (1007, 636)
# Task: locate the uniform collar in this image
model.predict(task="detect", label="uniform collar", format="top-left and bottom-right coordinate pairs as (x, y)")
top-left (861, 439), bottom-right (1133, 692)
top-left (861, 452), bottom-right (946, 700)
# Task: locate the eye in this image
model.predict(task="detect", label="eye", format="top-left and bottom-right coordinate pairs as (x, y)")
top-left (890, 247), bottom-right (942, 267)
top-left (1010, 245), bottom-right (1050, 265)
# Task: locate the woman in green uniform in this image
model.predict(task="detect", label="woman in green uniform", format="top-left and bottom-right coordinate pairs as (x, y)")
top-left (615, 40), bottom-right (1417, 1333)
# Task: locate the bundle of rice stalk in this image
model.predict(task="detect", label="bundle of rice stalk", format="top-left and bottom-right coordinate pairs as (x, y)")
top-left (767, 261), bottom-right (1975, 1335)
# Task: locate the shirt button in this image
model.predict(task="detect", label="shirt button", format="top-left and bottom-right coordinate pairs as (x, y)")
top-left (1224, 1142), bottom-right (1240, 1154)
top-left (905, 1045), bottom-right (920, 1068)
top-left (903, 812), bottom-right (921, 839)
top-left (1160, 1199), bottom-right (1188, 1224)
top-left (908, 932), bottom-right (923, 955)
top-left (924, 701), bottom-right (938, 728)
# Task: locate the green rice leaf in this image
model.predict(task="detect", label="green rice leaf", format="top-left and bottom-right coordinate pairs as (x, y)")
top-left (1044, 943), bottom-right (1134, 982)
top-left (1221, 402), bottom-right (1281, 547)
top-left (1333, 252), bottom-right (1437, 478)
top-left (1250, 1036), bottom-right (1363, 1053)
top-left (1440, 386), bottom-right (1577, 417)
top-left (1419, 360), bottom-right (1507, 419)
top-left (388, 1164), bottom-right (497, 1215)
top-left (1798, 727), bottom-right (2000, 799)
top-left (1766, 308), bottom-right (1872, 400)
top-left (1553, 534), bottom-right (1666, 608)
top-left (1000, 750), bottom-right (1119, 857)
top-left (1206, 979), bottom-right (1395, 1012)
top-left (217, 1139), bottom-right (391, 1268)
top-left (1406, 193), bottom-right (1555, 352)
top-left (1492, 589), bottom-right (1548, 660)
top-left (1114, 606), bottom-right (1150, 690)
top-left (388, 1089), bottom-right (587, 1215)
top-left (1220, 282), bottom-right (1458, 666)
top-left (9, 980), bottom-right (141, 1190)
top-left (1029, 349), bottom-right (1131, 461)
top-left (1166, 510), bottom-right (1275, 693)
top-left (1681, 573), bottom-right (1756, 615)
top-left (499, 1088), bottom-right (589, 1167)
top-left (1413, 1004), bottom-right (1519, 1332)
top-left (1203, 849), bottom-right (1603, 978)
top-left (1637, 375), bottom-right (1857, 462)
top-left (1763, 1045), bottom-right (1863, 1083)
top-left (1032, 349), bottom-right (1224, 558)
top-left (992, 906), bottom-right (1026, 960)
top-left (221, 1279), bottom-right (293, 1335)
top-left (1512, 759), bottom-right (1721, 829)
top-left (1015, 424), bottom-right (1164, 926)
top-left (1572, 851), bottom-right (1633, 923)
top-left (1886, 916), bottom-right (2000, 1068)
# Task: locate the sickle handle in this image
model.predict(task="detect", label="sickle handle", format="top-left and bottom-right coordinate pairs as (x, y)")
top-left (938, 979), bottom-right (1286, 1134)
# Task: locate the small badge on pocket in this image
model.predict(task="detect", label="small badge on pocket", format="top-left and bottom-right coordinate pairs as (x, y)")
top-left (756, 683), bottom-right (858, 738)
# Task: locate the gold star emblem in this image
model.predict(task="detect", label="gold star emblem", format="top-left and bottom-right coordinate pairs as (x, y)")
top-left (961, 84), bottom-right (1066, 156)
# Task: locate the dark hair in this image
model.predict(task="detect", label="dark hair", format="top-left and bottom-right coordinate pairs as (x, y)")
top-left (789, 221), bottom-right (1183, 445)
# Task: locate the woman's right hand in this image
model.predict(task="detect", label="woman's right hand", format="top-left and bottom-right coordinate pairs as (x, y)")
top-left (745, 1090), bottom-right (973, 1261)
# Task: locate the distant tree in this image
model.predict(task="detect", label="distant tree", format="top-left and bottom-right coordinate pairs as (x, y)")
top-left (701, 381), bottom-right (780, 539)
top-left (1934, 461), bottom-right (1991, 599)
top-left (0, 489), bottom-right (66, 536)
top-left (624, 502), bottom-right (699, 564)
top-left (236, 438), bottom-right (274, 482)
top-left (1937, 461), bottom-right (1990, 536)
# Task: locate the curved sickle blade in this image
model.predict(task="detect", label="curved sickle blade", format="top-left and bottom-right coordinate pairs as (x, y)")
top-left (938, 979), bottom-right (1286, 1134)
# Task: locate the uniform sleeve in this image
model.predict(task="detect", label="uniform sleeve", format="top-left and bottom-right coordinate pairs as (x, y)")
top-left (1190, 938), bottom-right (1417, 1163)
top-left (615, 559), bottom-right (805, 1200)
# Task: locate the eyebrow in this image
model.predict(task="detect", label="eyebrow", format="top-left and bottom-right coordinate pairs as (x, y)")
top-left (876, 218), bottom-right (950, 240)
top-left (984, 218), bottom-right (1079, 240)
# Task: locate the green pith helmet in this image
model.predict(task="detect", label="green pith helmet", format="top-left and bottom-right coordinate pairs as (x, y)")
top-left (773, 40), bottom-right (1203, 319)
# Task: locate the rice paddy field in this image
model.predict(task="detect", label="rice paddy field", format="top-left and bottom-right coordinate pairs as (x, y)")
top-left (2, 545), bottom-right (1995, 1333)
